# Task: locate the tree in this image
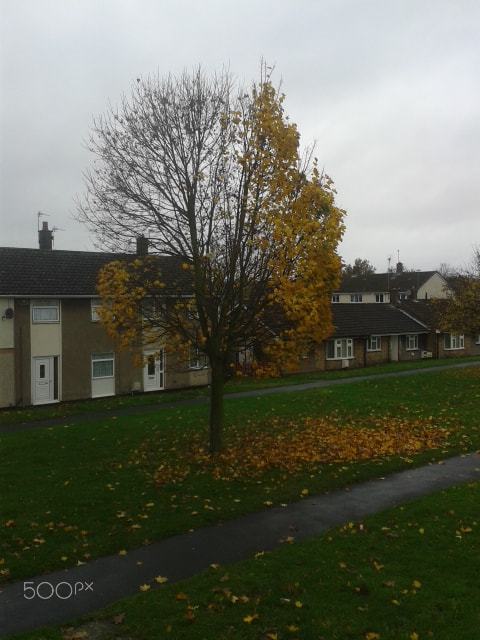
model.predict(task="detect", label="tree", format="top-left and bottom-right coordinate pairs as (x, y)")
top-left (433, 246), bottom-right (480, 335)
top-left (342, 258), bottom-right (376, 277)
top-left (77, 65), bottom-right (346, 453)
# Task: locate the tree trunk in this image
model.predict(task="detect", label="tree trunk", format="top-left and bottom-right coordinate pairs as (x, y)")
top-left (209, 360), bottom-right (225, 454)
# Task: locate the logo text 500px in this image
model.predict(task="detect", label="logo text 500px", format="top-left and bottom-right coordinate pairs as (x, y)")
top-left (24, 580), bottom-right (94, 600)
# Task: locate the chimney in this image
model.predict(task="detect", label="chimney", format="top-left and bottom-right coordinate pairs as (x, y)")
top-left (396, 262), bottom-right (404, 273)
top-left (38, 221), bottom-right (53, 250)
top-left (136, 235), bottom-right (149, 256)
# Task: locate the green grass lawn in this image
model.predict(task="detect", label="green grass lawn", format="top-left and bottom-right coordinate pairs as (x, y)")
top-left (1, 365), bottom-right (479, 590)
top-left (1, 365), bottom-right (480, 638)
top-left (7, 482), bottom-right (480, 639)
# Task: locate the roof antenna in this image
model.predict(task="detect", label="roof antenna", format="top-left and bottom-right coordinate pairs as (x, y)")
top-left (37, 210), bottom-right (49, 230)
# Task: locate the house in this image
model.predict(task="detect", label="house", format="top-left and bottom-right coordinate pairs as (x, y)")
top-left (395, 299), bottom-right (480, 360)
top-left (0, 224), bottom-right (208, 408)
top-left (333, 266), bottom-right (449, 304)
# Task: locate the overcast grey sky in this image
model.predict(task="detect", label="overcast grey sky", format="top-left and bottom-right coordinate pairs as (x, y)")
top-left (1, 0), bottom-right (479, 272)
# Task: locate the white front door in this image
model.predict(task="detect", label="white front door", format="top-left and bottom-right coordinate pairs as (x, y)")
top-left (143, 350), bottom-right (164, 391)
top-left (33, 356), bottom-right (54, 404)
top-left (389, 336), bottom-right (399, 362)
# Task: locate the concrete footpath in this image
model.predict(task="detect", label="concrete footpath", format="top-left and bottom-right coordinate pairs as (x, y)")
top-left (1, 452), bottom-right (480, 637)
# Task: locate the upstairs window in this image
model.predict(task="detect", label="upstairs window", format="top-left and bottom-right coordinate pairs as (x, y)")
top-left (350, 294), bottom-right (362, 303)
top-left (32, 299), bottom-right (59, 323)
top-left (375, 293), bottom-right (384, 302)
top-left (91, 298), bottom-right (102, 322)
top-left (331, 294), bottom-right (340, 303)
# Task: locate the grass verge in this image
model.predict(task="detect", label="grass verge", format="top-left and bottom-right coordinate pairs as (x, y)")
top-left (7, 481), bottom-right (480, 639)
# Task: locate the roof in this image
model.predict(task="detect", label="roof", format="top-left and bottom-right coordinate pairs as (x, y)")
top-left (336, 271), bottom-right (444, 294)
top-left (394, 299), bottom-right (438, 328)
top-left (330, 303), bottom-right (429, 338)
top-left (0, 247), bottom-right (191, 297)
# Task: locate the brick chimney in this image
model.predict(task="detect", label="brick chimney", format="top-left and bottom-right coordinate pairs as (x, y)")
top-left (38, 221), bottom-right (53, 250)
top-left (136, 235), bottom-right (149, 255)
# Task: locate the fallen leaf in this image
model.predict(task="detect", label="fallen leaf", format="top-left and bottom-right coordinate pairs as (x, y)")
top-left (155, 575), bottom-right (168, 584)
top-left (139, 584), bottom-right (150, 592)
top-left (112, 613), bottom-right (125, 625)
top-left (243, 613), bottom-right (258, 623)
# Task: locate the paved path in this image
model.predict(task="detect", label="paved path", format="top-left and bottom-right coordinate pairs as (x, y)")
top-left (1, 452), bottom-right (480, 636)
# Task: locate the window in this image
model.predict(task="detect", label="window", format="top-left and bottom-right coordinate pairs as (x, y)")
top-left (367, 335), bottom-right (381, 351)
top-left (444, 333), bottom-right (464, 350)
top-left (350, 294), bottom-right (362, 303)
top-left (406, 335), bottom-right (418, 350)
top-left (331, 294), bottom-right (340, 303)
top-left (91, 298), bottom-right (102, 322)
top-left (326, 338), bottom-right (353, 360)
top-left (189, 346), bottom-right (208, 370)
top-left (32, 299), bottom-right (59, 323)
top-left (92, 352), bottom-right (114, 378)
top-left (375, 293), bottom-right (384, 303)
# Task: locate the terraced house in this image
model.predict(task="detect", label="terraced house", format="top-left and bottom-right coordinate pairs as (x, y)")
top-left (0, 224), bottom-right (208, 408)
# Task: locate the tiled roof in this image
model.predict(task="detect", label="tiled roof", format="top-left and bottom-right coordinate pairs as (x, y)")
top-left (0, 247), bottom-right (191, 297)
top-left (394, 299), bottom-right (438, 328)
top-left (330, 303), bottom-right (429, 338)
top-left (336, 271), bottom-right (442, 294)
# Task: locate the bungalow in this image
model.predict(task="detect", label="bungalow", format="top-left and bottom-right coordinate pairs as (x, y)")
top-left (310, 303), bottom-right (431, 372)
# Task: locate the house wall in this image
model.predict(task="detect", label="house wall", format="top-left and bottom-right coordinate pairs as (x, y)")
top-left (0, 298), bottom-right (15, 406)
top-left (436, 332), bottom-right (480, 360)
top-left (334, 293), bottom-right (391, 303)
top-left (418, 273), bottom-right (447, 300)
top-left (61, 299), bottom-right (139, 401)
top-left (164, 349), bottom-right (210, 389)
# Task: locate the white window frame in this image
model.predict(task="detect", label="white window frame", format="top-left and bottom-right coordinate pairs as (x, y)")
top-left (444, 333), bottom-right (464, 350)
top-left (367, 335), bottom-right (381, 351)
top-left (331, 294), bottom-right (340, 303)
top-left (350, 294), bottom-right (362, 303)
top-left (91, 352), bottom-right (115, 379)
top-left (406, 334), bottom-right (418, 350)
top-left (375, 293), bottom-right (384, 303)
top-left (91, 298), bottom-right (102, 322)
top-left (32, 299), bottom-right (59, 323)
top-left (326, 338), bottom-right (353, 360)
top-left (189, 346), bottom-right (208, 370)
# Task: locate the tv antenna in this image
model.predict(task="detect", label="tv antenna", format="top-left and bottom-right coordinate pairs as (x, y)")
top-left (37, 211), bottom-right (49, 230)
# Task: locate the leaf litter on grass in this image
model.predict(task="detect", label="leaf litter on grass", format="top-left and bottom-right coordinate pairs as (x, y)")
top-left (135, 413), bottom-right (456, 487)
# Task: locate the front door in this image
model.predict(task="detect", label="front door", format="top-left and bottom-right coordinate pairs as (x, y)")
top-left (143, 350), bottom-right (164, 392)
top-left (389, 336), bottom-right (399, 362)
top-left (33, 356), bottom-right (57, 404)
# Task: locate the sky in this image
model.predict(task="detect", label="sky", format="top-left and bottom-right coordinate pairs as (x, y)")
top-left (1, 0), bottom-right (479, 273)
